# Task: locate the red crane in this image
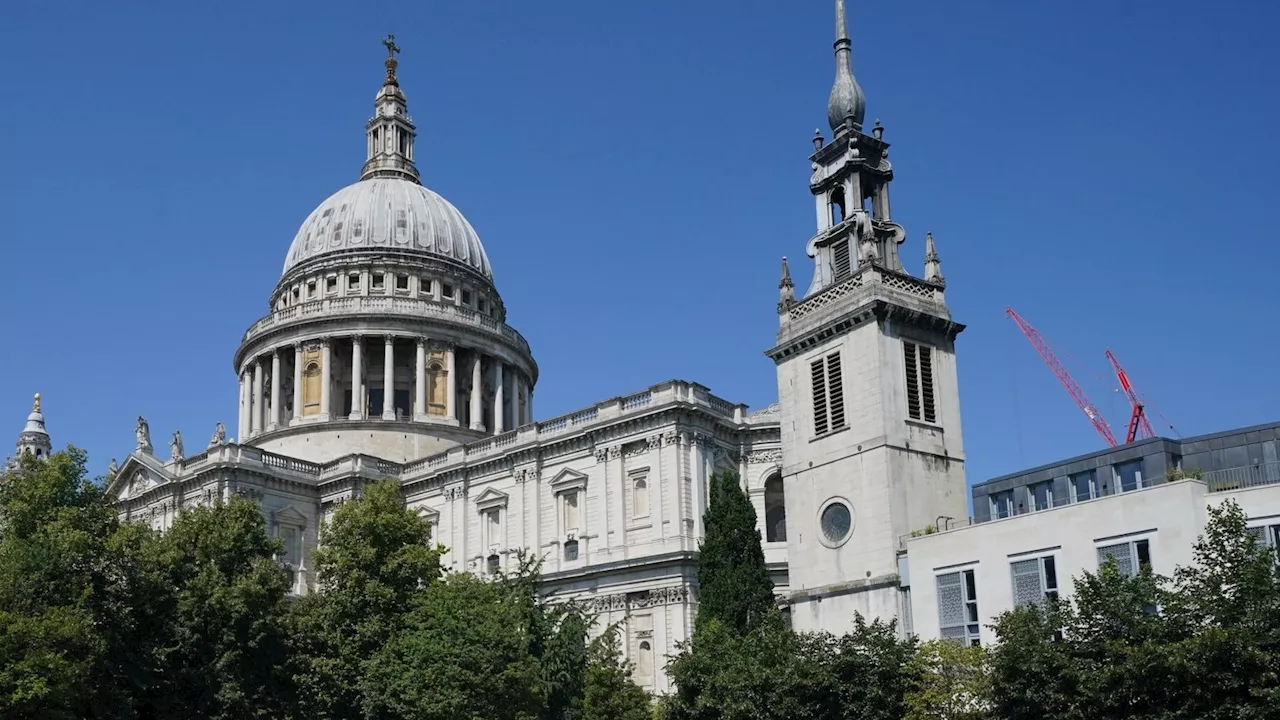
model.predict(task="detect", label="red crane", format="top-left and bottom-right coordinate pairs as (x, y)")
top-left (1106, 349), bottom-right (1157, 443)
top-left (1006, 308), bottom-right (1118, 448)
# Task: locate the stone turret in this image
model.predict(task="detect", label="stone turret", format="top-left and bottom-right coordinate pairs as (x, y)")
top-left (6, 393), bottom-right (52, 471)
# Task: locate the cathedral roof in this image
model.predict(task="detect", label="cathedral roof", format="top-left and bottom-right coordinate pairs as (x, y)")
top-left (280, 178), bottom-right (492, 279)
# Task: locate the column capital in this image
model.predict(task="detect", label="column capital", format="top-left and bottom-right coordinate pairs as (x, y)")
top-left (385, 334), bottom-right (395, 345)
top-left (293, 341), bottom-right (303, 351)
top-left (417, 337), bottom-right (428, 349)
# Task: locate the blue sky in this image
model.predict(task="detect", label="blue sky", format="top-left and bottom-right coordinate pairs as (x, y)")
top-left (2, 0), bottom-right (1277, 499)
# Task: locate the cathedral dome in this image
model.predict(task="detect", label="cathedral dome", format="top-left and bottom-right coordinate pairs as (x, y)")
top-left (282, 178), bottom-right (492, 279)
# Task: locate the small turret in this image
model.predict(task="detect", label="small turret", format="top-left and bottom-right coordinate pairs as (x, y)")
top-left (7, 393), bottom-right (52, 470)
top-left (924, 232), bottom-right (945, 286)
top-left (778, 256), bottom-right (796, 313)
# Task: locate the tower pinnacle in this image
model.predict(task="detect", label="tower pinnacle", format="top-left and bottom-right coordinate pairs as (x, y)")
top-left (826, 0), bottom-right (867, 133)
top-left (8, 393), bottom-right (52, 467)
top-left (360, 35), bottom-right (421, 183)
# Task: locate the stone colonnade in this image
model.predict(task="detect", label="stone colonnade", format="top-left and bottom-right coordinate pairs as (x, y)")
top-left (236, 335), bottom-right (532, 441)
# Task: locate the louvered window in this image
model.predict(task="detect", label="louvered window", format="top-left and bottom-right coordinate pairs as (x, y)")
top-left (1097, 538), bottom-right (1151, 577)
top-left (1011, 556), bottom-right (1059, 607)
top-left (937, 569), bottom-right (981, 646)
top-left (1248, 524), bottom-right (1280, 567)
top-left (810, 352), bottom-right (846, 436)
top-left (832, 238), bottom-right (852, 279)
top-left (903, 341), bottom-right (938, 423)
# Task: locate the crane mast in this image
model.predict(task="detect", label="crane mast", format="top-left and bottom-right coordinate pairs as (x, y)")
top-left (1006, 308), bottom-right (1119, 448)
top-left (1106, 349), bottom-right (1157, 443)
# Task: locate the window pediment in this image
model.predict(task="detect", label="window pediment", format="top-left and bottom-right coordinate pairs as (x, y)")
top-left (416, 504), bottom-right (440, 523)
top-left (548, 467), bottom-right (588, 494)
top-left (473, 487), bottom-right (509, 512)
top-left (271, 505), bottom-right (308, 527)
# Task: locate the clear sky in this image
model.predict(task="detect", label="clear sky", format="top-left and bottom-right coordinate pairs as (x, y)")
top-left (2, 0), bottom-right (1277, 499)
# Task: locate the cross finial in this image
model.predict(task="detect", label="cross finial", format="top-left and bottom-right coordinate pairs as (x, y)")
top-left (383, 34), bottom-right (400, 59)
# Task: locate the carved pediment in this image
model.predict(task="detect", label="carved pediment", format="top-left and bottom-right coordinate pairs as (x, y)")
top-left (271, 505), bottom-right (308, 527)
top-left (473, 487), bottom-right (509, 512)
top-left (416, 504), bottom-right (440, 523)
top-left (548, 467), bottom-right (588, 494)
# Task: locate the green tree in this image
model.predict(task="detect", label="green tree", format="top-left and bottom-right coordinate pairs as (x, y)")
top-left (696, 471), bottom-right (775, 634)
top-left (0, 447), bottom-right (163, 720)
top-left (288, 479), bottom-right (442, 719)
top-left (576, 626), bottom-right (653, 720)
top-left (361, 572), bottom-right (544, 720)
top-left (825, 616), bottom-right (918, 720)
top-left (147, 497), bottom-right (293, 720)
top-left (905, 639), bottom-right (991, 720)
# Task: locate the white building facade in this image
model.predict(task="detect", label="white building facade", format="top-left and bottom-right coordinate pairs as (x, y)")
top-left (12, 0), bottom-right (1278, 696)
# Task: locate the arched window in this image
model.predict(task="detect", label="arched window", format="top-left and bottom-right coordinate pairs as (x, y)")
top-left (637, 641), bottom-right (653, 678)
top-left (764, 474), bottom-right (787, 543)
top-left (632, 477), bottom-right (650, 519)
top-left (831, 188), bottom-right (847, 225)
top-left (427, 359), bottom-right (448, 416)
top-left (302, 360), bottom-right (322, 417)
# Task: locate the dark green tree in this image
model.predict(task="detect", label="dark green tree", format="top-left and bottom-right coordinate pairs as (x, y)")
top-left (288, 479), bottom-right (442, 719)
top-left (695, 471), bottom-right (775, 634)
top-left (147, 497), bottom-right (293, 720)
top-left (0, 448), bottom-right (118, 719)
top-left (361, 572), bottom-right (544, 720)
top-left (576, 626), bottom-right (653, 720)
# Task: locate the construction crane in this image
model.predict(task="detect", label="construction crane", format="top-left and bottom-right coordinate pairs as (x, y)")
top-left (1006, 308), bottom-right (1119, 448)
top-left (1106, 349), bottom-right (1157, 443)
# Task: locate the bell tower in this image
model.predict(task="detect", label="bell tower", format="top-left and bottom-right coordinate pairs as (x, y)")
top-left (767, 0), bottom-right (968, 636)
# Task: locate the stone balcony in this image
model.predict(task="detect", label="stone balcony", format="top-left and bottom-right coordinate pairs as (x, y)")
top-left (241, 295), bottom-right (532, 357)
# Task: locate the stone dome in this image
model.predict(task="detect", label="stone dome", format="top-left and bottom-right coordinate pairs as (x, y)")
top-left (282, 178), bottom-right (492, 279)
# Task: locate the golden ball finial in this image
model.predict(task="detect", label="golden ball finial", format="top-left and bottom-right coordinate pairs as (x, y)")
top-left (32, 393), bottom-right (41, 413)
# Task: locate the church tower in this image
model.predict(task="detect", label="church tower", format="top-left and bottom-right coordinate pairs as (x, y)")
top-left (767, 0), bottom-right (968, 635)
top-left (6, 394), bottom-right (52, 472)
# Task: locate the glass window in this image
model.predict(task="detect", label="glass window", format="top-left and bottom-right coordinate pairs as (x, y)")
top-left (1070, 470), bottom-right (1096, 502)
top-left (1011, 555), bottom-right (1059, 607)
top-left (562, 491), bottom-right (580, 534)
top-left (937, 569), bottom-right (981, 646)
top-left (1028, 481), bottom-right (1053, 511)
top-left (989, 490), bottom-right (1014, 519)
top-left (1114, 460), bottom-right (1144, 492)
top-left (1097, 538), bottom-right (1152, 577)
top-left (764, 475), bottom-right (787, 543)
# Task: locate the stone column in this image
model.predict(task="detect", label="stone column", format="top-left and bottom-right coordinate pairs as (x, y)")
top-left (251, 358), bottom-right (264, 435)
top-left (382, 336), bottom-right (396, 420)
top-left (269, 349), bottom-right (282, 430)
top-left (320, 338), bottom-right (332, 421)
top-left (493, 362), bottom-right (505, 435)
top-left (469, 353), bottom-right (484, 432)
top-left (446, 346), bottom-right (457, 423)
top-left (238, 372), bottom-right (249, 440)
top-left (350, 336), bottom-right (364, 420)
top-left (414, 339), bottom-right (427, 420)
top-left (292, 343), bottom-right (303, 423)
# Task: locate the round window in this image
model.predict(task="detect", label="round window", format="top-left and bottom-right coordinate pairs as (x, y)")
top-left (819, 500), bottom-right (853, 546)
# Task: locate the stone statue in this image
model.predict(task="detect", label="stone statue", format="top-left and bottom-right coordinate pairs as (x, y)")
top-left (107, 458), bottom-right (119, 477)
top-left (170, 430), bottom-right (184, 461)
top-left (135, 416), bottom-right (153, 454)
top-left (208, 422), bottom-right (227, 449)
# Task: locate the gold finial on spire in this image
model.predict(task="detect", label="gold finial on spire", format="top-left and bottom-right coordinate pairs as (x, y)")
top-left (382, 34), bottom-right (401, 85)
top-left (32, 393), bottom-right (40, 413)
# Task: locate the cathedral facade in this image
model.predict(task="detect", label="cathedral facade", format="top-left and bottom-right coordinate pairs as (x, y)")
top-left (11, 2), bottom-right (970, 693)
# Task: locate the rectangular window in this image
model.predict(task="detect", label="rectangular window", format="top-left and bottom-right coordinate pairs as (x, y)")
top-left (809, 352), bottom-right (845, 436)
top-left (372, 275), bottom-right (385, 291)
top-left (1097, 538), bottom-right (1152, 577)
top-left (1011, 556), bottom-right (1059, 607)
top-left (420, 278), bottom-right (434, 296)
top-left (396, 274), bottom-right (409, 291)
top-left (462, 289), bottom-right (473, 306)
top-left (832, 238), bottom-right (852, 279)
top-left (485, 509), bottom-right (502, 550)
top-left (1114, 460), bottom-right (1144, 492)
top-left (326, 276), bottom-right (337, 293)
top-left (443, 283), bottom-right (455, 299)
top-left (903, 341), bottom-right (937, 423)
top-left (348, 273), bottom-right (361, 291)
top-left (1028, 481), bottom-right (1054, 511)
top-left (563, 490), bottom-right (581, 535)
top-left (306, 280), bottom-right (317, 298)
top-left (1247, 523), bottom-right (1280, 565)
top-left (1070, 469), bottom-right (1097, 502)
top-left (989, 490), bottom-right (1014, 519)
top-left (937, 569), bottom-right (981, 646)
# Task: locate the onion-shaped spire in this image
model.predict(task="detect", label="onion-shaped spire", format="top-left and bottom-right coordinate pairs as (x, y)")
top-left (826, 0), bottom-right (867, 133)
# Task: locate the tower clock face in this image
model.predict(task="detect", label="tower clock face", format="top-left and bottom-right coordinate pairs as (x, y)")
top-left (820, 501), bottom-right (852, 544)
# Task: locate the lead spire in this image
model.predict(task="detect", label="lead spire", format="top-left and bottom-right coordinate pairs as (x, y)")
top-left (360, 34), bottom-right (421, 183)
top-left (826, 0), bottom-right (867, 134)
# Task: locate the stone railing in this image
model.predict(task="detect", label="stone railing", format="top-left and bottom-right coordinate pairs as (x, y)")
top-left (241, 296), bottom-right (532, 357)
top-left (184, 381), bottom-right (772, 486)
top-left (786, 267), bottom-right (942, 323)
